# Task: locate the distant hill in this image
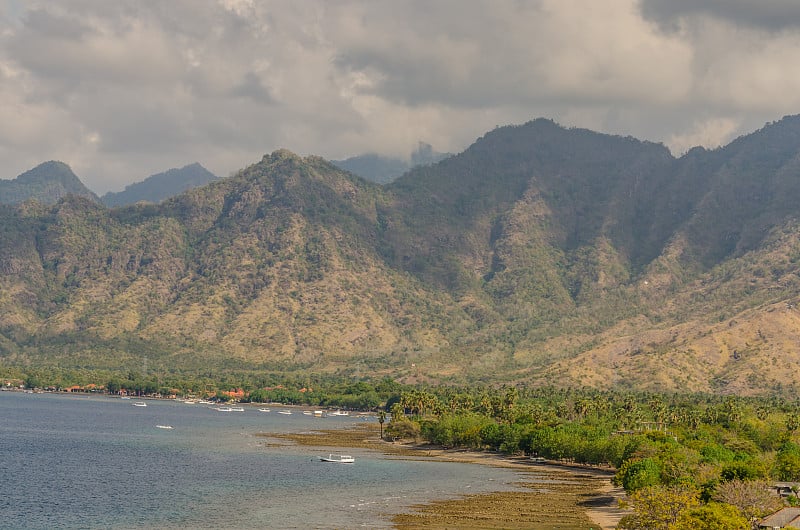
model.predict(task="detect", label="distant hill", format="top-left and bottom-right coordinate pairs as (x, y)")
top-left (0, 161), bottom-right (99, 205)
top-left (101, 163), bottom-right (219, 207)
top-left (333, 142), bottom-right (451, 184)
top-left (5, 118), bottom-right (800, 396)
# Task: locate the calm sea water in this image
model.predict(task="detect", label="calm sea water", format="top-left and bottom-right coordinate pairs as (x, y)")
top-left (0, 392), bottom-right (524, 529)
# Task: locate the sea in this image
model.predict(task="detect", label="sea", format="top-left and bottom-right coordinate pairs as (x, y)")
top-left (0, 391), bottom-right (526, 529)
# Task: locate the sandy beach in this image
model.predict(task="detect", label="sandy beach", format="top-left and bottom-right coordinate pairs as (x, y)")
top-left (260, 423), bottom-right (626, 529)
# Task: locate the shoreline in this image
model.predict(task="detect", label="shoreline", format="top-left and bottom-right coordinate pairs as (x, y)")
top-left (259, 423), bottom-right (626, 529)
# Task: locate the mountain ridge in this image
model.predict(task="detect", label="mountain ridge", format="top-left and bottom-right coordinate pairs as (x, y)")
top-left (0, 161), bottom-right (100, 205)
top-left (101, 163), bottom-right (220, 207)
top-left (3, 116), bottom-right (800, 396)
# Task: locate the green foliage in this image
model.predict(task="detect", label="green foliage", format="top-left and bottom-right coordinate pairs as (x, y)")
top-left (423, 412), bottom-right (494, 449)
top-left (616, 458), bottom-right (663, 493)
top-left (674, 502), bottom-right (748, 530)
top-left (776, 441), bottom-right (800, 481)
top-left (618, 485), bottom-right (699, 530)
top-left (386, 417), bottom-right (420, 441)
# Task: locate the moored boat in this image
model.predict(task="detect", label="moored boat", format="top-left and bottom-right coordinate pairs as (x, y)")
top-left (132, 401), bottom-right (147, 407)
top-left (319, 454), bottom-right (354, 463)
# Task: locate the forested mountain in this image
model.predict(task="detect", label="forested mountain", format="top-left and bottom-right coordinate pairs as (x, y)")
top-left (4, 117), bottom-right (800, 396)
top-left (0, 161), bottom-right (99, 205)
top-left (101, 163), bottom-right (219, 207)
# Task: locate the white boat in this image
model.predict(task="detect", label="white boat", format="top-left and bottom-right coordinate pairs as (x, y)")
top-left (230, 407), bottom-right (245, 412)
top-left (303, 410), bottom-right (312, 416)
top-left (319, 454), bottom-right (354, 464)
top-left (328, 410), bottom-right (349, 416)
top-left (216, 406), bottom-right (232, 412)
top-left (258, 408), bottom-right (271, 413)
top-left (277, 410), bottom-right (292, 415)
top-left (156, 425), bottom-right (173, 429)
top-left (132, 401), bottom-right (147, 407)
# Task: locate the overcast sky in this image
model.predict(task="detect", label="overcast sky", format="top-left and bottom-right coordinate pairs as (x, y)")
top-left (2, 0), bottom-right (800, 193)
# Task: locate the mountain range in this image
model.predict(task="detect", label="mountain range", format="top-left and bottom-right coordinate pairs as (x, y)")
top-left (1, 161), bottom-right (219, 207)
top-left (3, 116), bottom-right (800, 396)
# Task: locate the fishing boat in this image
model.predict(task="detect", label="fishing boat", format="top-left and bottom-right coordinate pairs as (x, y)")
top-left (132, 401), bottom-right (147, 407)
top-left (258, 408), bottom-right (271, 413)
top-left (319, 454), bottom-right (354, 464)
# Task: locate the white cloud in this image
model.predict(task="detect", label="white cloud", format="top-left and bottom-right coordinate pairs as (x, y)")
top-left (667, 117), bottom-right (741, 155)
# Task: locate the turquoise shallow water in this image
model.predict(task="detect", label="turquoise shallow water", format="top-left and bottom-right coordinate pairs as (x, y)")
top-left (0, 391), bottom-right (524, 529)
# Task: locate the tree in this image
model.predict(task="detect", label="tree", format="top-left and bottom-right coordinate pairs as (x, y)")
top-left (674, 502), bottom-right (749, 530)
top-left (615, 458), bottom-right (662, 493)
top-left (775, 441), bottom-right (800, 481)
top-left (378, 410), bottom-right (386, 440)
top-left (712, 479), bottom-right (784, 524)
top-left (618, 485), bottom-right (699, 530)
top-left (24, 374), bottom-right (42, 390)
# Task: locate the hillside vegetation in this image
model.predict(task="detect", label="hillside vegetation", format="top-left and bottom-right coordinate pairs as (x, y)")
top-left (4, 117), bottom-right (800, 396)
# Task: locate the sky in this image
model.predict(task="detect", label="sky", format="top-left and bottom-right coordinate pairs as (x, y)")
top-left (2, 1), bottom-right (800, 194)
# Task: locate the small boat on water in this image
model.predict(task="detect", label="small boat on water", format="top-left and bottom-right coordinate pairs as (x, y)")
top-left (132, 401), bottom-right (147, 407)
top-left (319, 454), bottom-right (354, 464)
top-left (230, 407), bottom-right (245, 412)
top-left (258, 408), bottom-right (271, 413)
top-left (303, 410), bottom-right (312, 416)
top-left (328, 410), bottom-right (349, 417)
top-left (216, 406), bottom-right (232, 412)
top-left (277, 410), bottom-right (292, 415)
top-left (156, 425), bottom-right (173, 429)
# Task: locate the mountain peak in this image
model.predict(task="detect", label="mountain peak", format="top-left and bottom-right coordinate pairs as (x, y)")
top-left (1, 161), bottom-right (98, 205)
top-left (101, 163), bottom-right (219, 207)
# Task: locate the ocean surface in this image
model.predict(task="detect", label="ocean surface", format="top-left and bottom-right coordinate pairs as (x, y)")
top-left (0, 391), bottom-right (525, 529)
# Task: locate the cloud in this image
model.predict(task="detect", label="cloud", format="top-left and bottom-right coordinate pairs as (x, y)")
top-left (0, 0), bottom-right (798, 192)
top-left (666, 117), bottom-right (741, 155)
top-left (640, 0), bottom-right (800, 32)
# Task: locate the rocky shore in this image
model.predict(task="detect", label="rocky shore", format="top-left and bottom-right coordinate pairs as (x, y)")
top-left (258, 423), bottom-right (626, 529)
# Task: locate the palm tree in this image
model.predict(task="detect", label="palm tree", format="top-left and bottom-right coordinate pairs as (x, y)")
top-left (378, 410), bottom-right (386, 440)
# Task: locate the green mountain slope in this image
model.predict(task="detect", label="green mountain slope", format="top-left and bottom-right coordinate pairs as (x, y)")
top-left (0, 161), bottom-right (99, 205)
top-left (4, 117), bottom-right (800, 395)
top-left (100, 163), bottom-right (220, 207)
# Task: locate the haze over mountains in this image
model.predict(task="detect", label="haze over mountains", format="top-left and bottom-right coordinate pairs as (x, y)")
top-left (3, 116), bottom-right (800, 396)
top-left (332, 142), bottom-right (452, 184)
top-left (100, 163), bottom-right (220, 207)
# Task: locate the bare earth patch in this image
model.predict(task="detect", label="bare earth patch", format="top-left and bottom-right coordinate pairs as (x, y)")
top-left (258, 423), bottom-right (626, 529)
